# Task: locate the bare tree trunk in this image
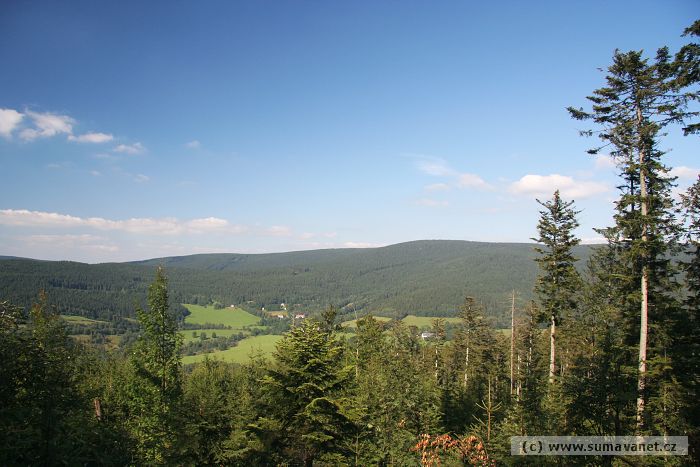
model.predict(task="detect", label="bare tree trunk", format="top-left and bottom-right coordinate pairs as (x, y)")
top-left (549, 314), bottom-right (556, 384)
top-left (464, 337), bottom-right (469, 387)
top-left (636, 105), bottom-right (649, 431)
top-left (510, 290), bottom-right (516, 396)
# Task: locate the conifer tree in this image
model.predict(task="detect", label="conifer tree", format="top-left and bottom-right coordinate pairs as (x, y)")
top-left (568, 28), bottom-right (698, 427)
top-left (125, 267), bottom-right (183, 464)
top-left (256, 318), bottom-right (353, 466)
top-left (678, 176), bottom-right (700, 435)
top-left (532, 190), bottom-right (581, 384)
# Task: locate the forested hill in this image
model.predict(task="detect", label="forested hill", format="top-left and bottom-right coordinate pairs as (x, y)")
top-left (1, 240), bottom-right (591, 326)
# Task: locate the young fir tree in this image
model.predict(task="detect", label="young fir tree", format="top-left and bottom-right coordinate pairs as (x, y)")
top-left (125, 267), bottom-right (184, 464)
top-left (255, 318), bottom-right (354, 466)
top-left (679, 176), bottom-right (700, 437)
top-left (567, 29), bottom-right (698, 428)
top-left (532, 190), bottom-right (581, 384)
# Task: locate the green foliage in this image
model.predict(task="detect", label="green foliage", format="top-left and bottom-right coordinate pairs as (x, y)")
top-left (183, 303), bottom-right (261, 328)
top-left (253, 319), bottom-right (354, 465)
top-left (0, 294), bottom-right (131, 465)
top-left (532, 190), bottom-right (582, 325)
top-left (118, 267), bottom-right (185, 464)
top-left (0, 241), bottom-right (594, 328)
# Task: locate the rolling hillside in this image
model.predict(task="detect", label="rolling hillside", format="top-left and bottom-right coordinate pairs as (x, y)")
top-left (0, 240), bottom-right (592, 326)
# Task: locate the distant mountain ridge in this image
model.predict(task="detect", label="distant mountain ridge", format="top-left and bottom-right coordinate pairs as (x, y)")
top-left (0, 240), bottom-right (593, 326)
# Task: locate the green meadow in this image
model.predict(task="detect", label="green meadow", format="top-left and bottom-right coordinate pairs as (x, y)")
top-left (401, 315), bottom-right (461, 328)
top-left (183, 304), bottom-right (261, 328)
top-left (182, 328), bottom-right (246, 343)
top-left (341, 314), bottom-right (461, 329)
top-left (61, 315), bottom-right (108, 325)
top-left (182, 334), bottom-right (283, 364)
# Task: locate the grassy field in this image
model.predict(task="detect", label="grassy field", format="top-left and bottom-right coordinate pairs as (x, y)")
top-left (181, 328), bottom-right (247, 343)
top-left (341, 316), bottom-right (392, 328)
top-left (183, 304), bottom-right (261, 328)
top-left (61, 315), bottom-right (108, 325)
top-left (341, 315), bottom-right (462, 329)
top-left (401, 315), bottom-right (461, 328)
top-left (182, 334), bottom-right (283, 364)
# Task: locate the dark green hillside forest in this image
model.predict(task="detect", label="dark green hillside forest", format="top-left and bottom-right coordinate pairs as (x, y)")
top-left (1, 20), bottom-right (699, 467)
top-left (1, 240), bottom-right (590, 327)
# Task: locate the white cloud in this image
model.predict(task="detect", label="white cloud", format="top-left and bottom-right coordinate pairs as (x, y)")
top-left (20, 111), bottom-right (75, 141)
top-left (134, 174), bottom-right (150, 183)
top-left (186, 140), bottom-right (201, 149)
top-left (0, 209), bottom-right (247, 236)
top-left (266, 225), bottom-right (293, 237)
top-left (509, 174), bottom-right (609, 199)
top-left (417, 198), bottom-right (449, 207)
top-left (68, 132), bottom-right (113, 143)
top-left (425, 183), bottom-right (450, 191)
top-left (581, 236), bottom-right (608, 245)
top-left (90, 170), bottom-right (101, 177)
top-left (114, 142), bottom-right (146, 154)
top-left (417, 159), bottom-right (455, 177)
top-left (670, 166), bottom-right (700, 181)
top-left (25, 234), bottom-right (119, 252)
top-left (0, 108), bottom-right (23, 138)
top-left (593, 154), bottom-right (616, 170)
top-left (457, 173), bottom-right (491, 190)
top-left (415, 157), bottom-right (491, 191)
top-left (343, 241), bottom-right (384, 248)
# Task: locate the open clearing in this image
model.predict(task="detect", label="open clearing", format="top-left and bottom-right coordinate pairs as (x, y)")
top-left (401, 315), bottom-right (461, 328)
top-left (341, 315), bottom-right (461, 329)
top-left (182, 334), bottom-right (283, 364)
top-left (183, 304), bottom-right (261, 328)
top-left (61, 315), bottom-right (108, 325)
top-left (340, 316), bottom-right (392, 328)
top-left (181, 328), bottom-right (246, 343)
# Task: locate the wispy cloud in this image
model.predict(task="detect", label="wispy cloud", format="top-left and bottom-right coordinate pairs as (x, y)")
top-left (342, 241), bottom-right (384, 248)
top-left (0, 209), bottom-right (246, 236)
top-left (114, 142), bottom-right (146, 154)
top-left (68, 132), bottom-right (113, 143)
top-left (593, 154), bottom-right (616, 170)
top-left (670, 166), bottom-right (700, 181)
top-left (425, 183), bottom-right (450, 191)
top-left (266, 225), bottom-right (293, 237)
top-left (25, 234), bottom-right (119, 252)
top-left (133, 174), bottom-right (150, 183)
top-left (20, 110), bottom-right (75, 141)
top-left (509, 174), bottom-right (609, 199)
top-left (185, 140), bottom-right (201, 149)
top-left (415, 156), bottom-right (491, 190)
top-left (0, 108), bottom-right (24, 138)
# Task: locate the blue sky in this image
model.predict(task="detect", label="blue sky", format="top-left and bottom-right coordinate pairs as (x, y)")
top-left (1, 1), bottom-right (698, 262)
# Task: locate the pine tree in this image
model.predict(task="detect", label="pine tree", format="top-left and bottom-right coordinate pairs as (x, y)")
top-left (567, 31), bottom-right (698, 428)
top-left (678, 176), bottom-right (700, 439)
top-left (256, 318), bottom-right (354, 466)
top-left (532, 190), bottom-right (581, 384)
top-left (125, 267), bottom-right (184, 464)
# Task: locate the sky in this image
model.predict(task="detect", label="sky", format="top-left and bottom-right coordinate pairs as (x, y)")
top-left (1, 1), bottom-right (698, 263)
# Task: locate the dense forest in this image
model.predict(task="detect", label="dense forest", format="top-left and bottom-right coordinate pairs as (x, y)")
top-left (1, 19), bottom-right (699, 467)
top-left (0, 240), bottom-right (593, 327)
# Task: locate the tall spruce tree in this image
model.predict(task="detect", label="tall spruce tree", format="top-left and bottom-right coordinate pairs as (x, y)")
top-left (255, 318), bottom-right (354, 466)
top-left (567, 30), bottom-right (698, 428)
top-left (126, 267), bottom-right (183, 464)
top-left (679, 176), bottom-right (700, 435)
top-left (532, 190), bottom-right (581, 384)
